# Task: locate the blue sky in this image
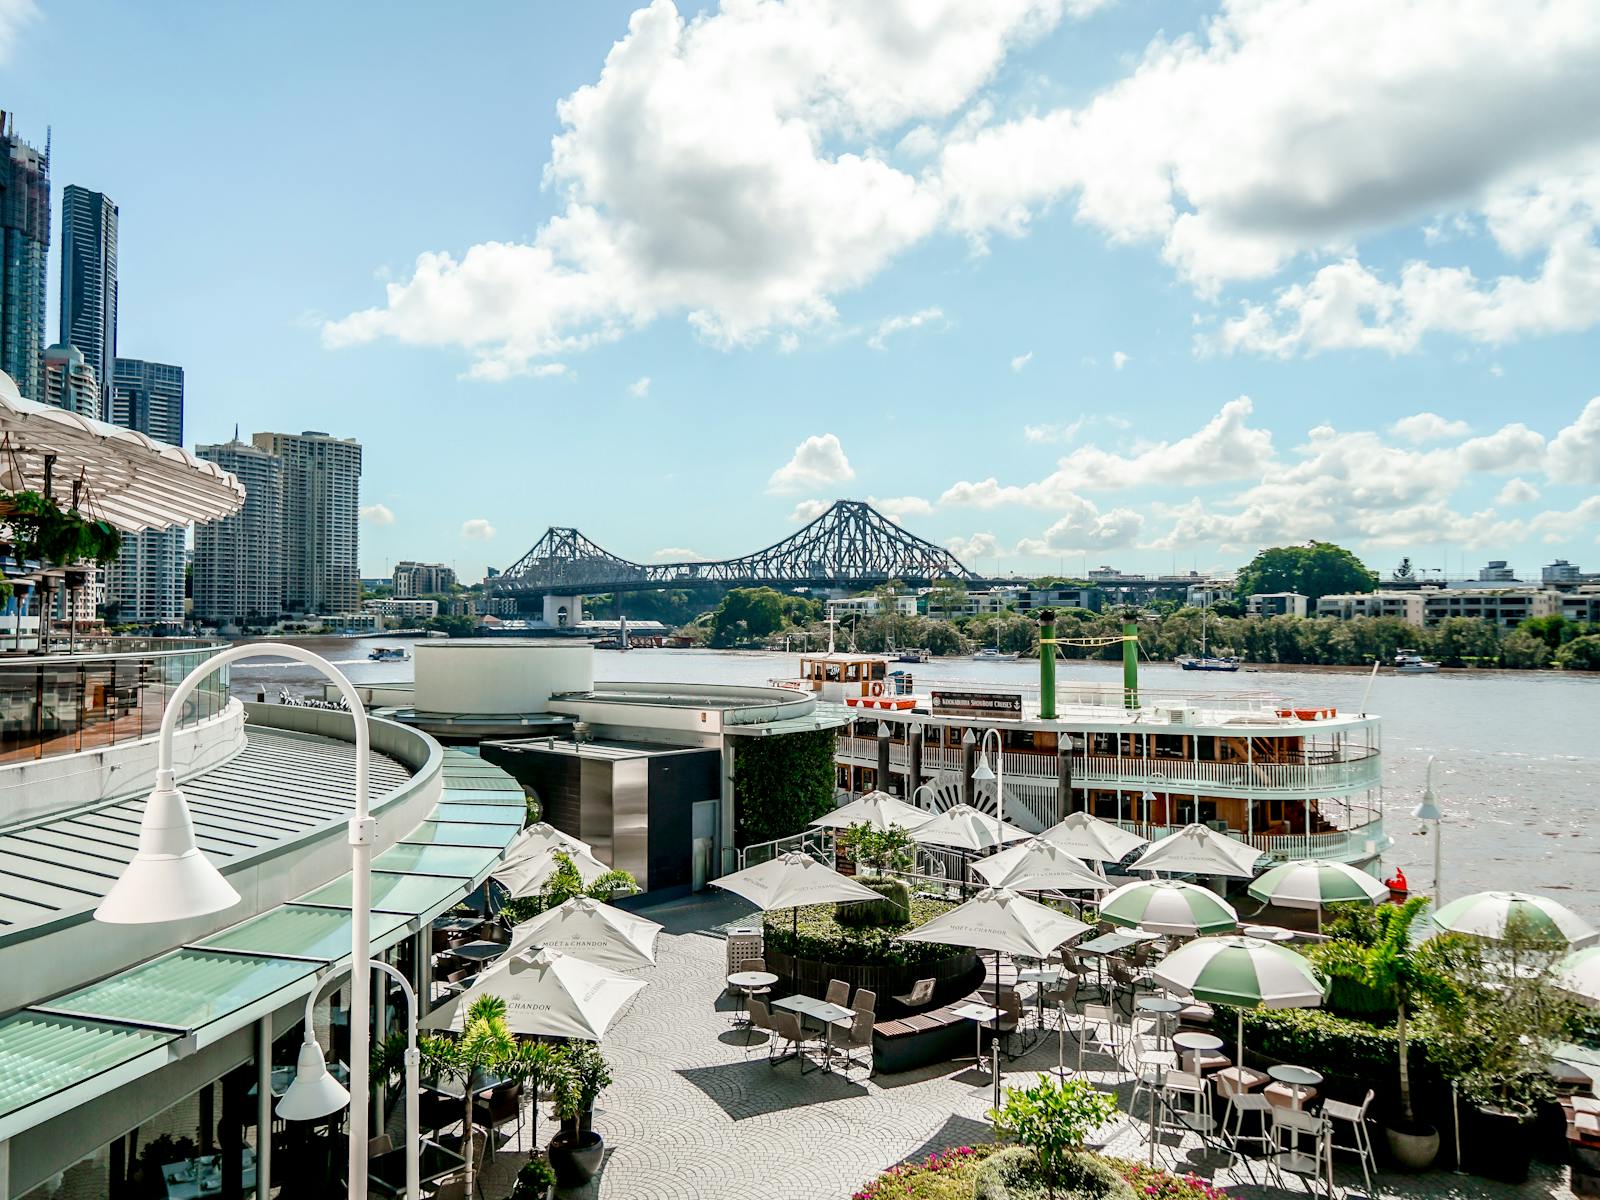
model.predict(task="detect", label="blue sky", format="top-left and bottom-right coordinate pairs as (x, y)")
top-left (3, 0), bottom-right (1597, 583)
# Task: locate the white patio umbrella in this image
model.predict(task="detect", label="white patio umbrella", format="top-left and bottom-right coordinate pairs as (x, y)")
top-left (1558, 946), bottom-right (1600, 1006)
top-left (504, 821), bottom-right (592, 858)
top-left (972, 837), bottom-right (1113, 894)
top-left (1247, 859), bottom-right (1386, 928)
top-left (809, 789), bottom-right (934, 832)
top-left (491, 843), bottom-right (610, 899)
top-left (711, 851), bottom-right (881, 935)
top-left (507, 895), bottom-right (662, 970)
top-left (1038, 811), bottom-right (1149, 865)
top-left (427, 946), bottom-right (648, 1040)
top-left (1129, 823), bottom-right (1262, 878)
top-left (909, 803), bottom-right (1032, 852)
top-left (1433, 891), bottom-right (1599, 949)
top-left (1099, 878), bottom-right (1238, 936)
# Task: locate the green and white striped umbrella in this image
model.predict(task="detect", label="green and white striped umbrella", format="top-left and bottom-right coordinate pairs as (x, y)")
top-left (1247, 859), bottom-right (1387, 911)
top-left (1099, 878), bottom-right (1237, 936)
top-left (1558, 946), bottom-right (1600, 1006)
top-left (1433, 891), bottom-right (1599, 949)
top-left (1153, 934), bottom-right (1326, 1069)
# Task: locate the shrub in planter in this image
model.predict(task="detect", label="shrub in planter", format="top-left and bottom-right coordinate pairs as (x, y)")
top-left (836, 877), bottom-right (912, 927)
top-left (510, 1156), bottom-right (558, 1200)
top-left (548, 1041), bottom-right (612, 1188)
top-left (988, 1076), bottom-right (1123, 1200)
top-left (763, 898), bottom-right (958, 969)
top-left (973, 1147), bottom-right (1136, 1200)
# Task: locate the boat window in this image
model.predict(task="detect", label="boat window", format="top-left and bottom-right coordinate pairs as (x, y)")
top-left (871, 662), bottom-right (886, 681)
top-left (825, 663), bottom-right (841, 682)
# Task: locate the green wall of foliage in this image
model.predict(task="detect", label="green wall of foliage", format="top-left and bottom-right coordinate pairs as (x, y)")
top-left (733, 727), bottom-right (837, 847)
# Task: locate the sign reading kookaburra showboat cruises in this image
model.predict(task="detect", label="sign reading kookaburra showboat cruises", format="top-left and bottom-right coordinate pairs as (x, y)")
top-left (930, 689), bottom-right (1025, 719)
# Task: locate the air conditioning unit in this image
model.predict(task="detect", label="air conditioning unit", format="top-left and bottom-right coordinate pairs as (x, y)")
top-left (1206, 819), bottom-right (1230, 834)
top-left (1166, 707), bottom-right (1188, 724)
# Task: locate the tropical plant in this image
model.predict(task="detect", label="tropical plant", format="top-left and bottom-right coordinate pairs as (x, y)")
top-left (416, 994), bottom-right (516, 1197)
top-left (834, 877), bottom-right (913, 928)
top-left (837, 822), bottom-right (916, 873)
top-left (510, 1155), bottom-right (558, 1199)
top-left (1307, 897), bottom-right (1459, 1129)
top-left (551, 1040), bottom-right (613, 1138)
top-left (500, 852), bottom-right (638, 924)
top-left (988, 1076), bottom-right (1120, 1199)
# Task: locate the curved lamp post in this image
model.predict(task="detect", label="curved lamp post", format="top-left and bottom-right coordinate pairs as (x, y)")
top-left (1411, 755), bottom-right (1443, 905)
top-left (970, 728), bottom-right (1005, 827)
top-left (280, 962), bottom-right (420, 1200)
top-left (93, 643), bottom-right (377, 1200)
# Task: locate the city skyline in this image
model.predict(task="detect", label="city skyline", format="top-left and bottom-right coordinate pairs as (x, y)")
top-left (2, 2), bottom-right (1597, 582)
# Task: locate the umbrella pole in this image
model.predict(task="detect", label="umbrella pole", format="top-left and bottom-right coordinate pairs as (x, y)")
top-left (992, 949), bottom-right (1002, 1113)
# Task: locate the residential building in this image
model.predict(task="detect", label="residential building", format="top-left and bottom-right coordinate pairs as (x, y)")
top-left (1543, 559), bottom-right (1582, 585)
top-left (58, 184), bottom-right (117, 398)
top-left (1422, 588), bottom-right (1559, 628)
top-left (1247, 592), bottom-right (1308, 618)
top-left (829, 593), bottom-right (917, 618)
top-left (443, 595), bottom-right (479, 618)
top-left (1478, 560), bottom-right (1517, 582)
top-left (393, 560), bottom-right (457, 597)
top-left (41, 341), bottom-right (100, 418)
top-left (1315, 591), bottom-right (1426, 627)
top-left (363, 597), bottom-right (439, 621)
top-left (1185, 583), bottom-right (1234, 609)
top-left (0, 112), bottom-right (49, 400)
top-left (104, 360), bottom-right (186, 624)
top-left (923, 587), bottom-right (1021, 620)
top-left (253, 430), bottom-right (362, 614)
top-left (1558, 588), bottom-right (1600, 625)
top-left (194, 436), bottom-right (284, 624)
top-left (1017, 586), bottom-right (1099, 612)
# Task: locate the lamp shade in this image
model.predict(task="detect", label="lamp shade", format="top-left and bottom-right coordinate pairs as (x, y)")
top-left (276, 1039), bottom-right (350, 1121)
top-left (94, 776), bottom-right (240, 924)
top-left (971, 755), bottom-right (996, 784)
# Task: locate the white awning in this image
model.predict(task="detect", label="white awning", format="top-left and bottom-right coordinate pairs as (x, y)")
top-left (0, 371), bottom-right (244, 531)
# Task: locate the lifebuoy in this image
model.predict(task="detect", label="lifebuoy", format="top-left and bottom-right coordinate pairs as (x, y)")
top-left (870, 680), bottom-right (885, 697)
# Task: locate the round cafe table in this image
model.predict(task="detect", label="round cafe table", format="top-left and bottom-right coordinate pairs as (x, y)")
top-left (1172, 1029), bottom-right (1224, 1074)
top-left (1267, 1063), bottom-right (1323, 1110)
top-left (726, 971), bottom-right (778, 1027)
top-left (1136, 996), bottom-right (1181, 1049)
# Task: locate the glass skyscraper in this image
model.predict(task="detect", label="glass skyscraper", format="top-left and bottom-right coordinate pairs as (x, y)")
top-left (106, 359), bottom-right (186, 625)
top-left (252, 431), bottom-right (363, 614)
top-left (0, 112), bottom-right (49, 402)
top-left (59, 184), bottom-right (117, 403)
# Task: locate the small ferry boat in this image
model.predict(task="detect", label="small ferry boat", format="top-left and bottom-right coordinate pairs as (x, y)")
top-left (772, 652), bottom-right (920, 710)
top-left (973, 647), bottom-right (1019, 663)
top-left (1177, 653), bottom-right (1241, 672)
top-left (1392, 650), bottom-right (1440, 674)
top-left (369, 646), bottom-right (409, 661)
top-left (896, 648), bottom-right (931, 663)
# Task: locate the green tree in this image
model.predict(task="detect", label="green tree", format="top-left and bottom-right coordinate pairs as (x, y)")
top-left (1555, 633), bottom-right (1600, 671)
top-left (988, 1076), bottom-right (1120, 1200)
top-left (1425, 616), bottom-right (1502, 666)
top-left (709, 586), bottom-right (787, 646)
top-left (1518, 614), bottom-right (1580, 651)
top-left (416, 994), bottom-right (516, 1197)
top-left (1499, 629), bottom-right (1552, 669)
top-left (1235, 542), bottom-right (1377, 603)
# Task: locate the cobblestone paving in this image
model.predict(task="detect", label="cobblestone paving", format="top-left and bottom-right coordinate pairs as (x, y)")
top-left (472, 892), bottom-right (1576, 1200)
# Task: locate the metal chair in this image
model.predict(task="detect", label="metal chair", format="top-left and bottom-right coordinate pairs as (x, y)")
top-left (368, 1134), bottom-right (393, 1157)
top-left (824, 978), bottom-right (850, 1008)
top-left (993, 991), bottom-right (1024, 1060)
top-left (1077, 1003), bottom-right (1125, 1075)
top-left (1158, 1069), bottom-right (1213, 1136)
top-left (1322, 1088), bottom-right (1377, 1192)
top-left (1223, 1092), bottom-right (1275, 1167)
top-left (852, 988), bottom-right (877, 1014)
top-left (471, 1082), bottom-right (524, 1161)
top-left (1130, 1049), bottom-right (1176, 1118)
top-left (891, 977), bottom-right (935, 1008)
top-left (768, 1009), bottom-right (820, 1071)
top-left (832, 1008), bottom-right (875, 1077)
top-left (1269, 1107), bottom-right (1334, 1196)
top-left (745, 995), bottom-right (775, 1053)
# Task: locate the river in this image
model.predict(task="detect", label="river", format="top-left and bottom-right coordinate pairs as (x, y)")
top-left (229, 638), bottom-right (1600, 922)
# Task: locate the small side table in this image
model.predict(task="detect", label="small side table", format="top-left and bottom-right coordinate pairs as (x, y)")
top-left (1172, 1029), bottom-right (1224, 1075)
top-left (1267, 1063), bottom-right (1323, 1110)
top-left (1136, 996), bottom-right (1181, 1049)
top-left (726, 970), bottom-right (778, 1027)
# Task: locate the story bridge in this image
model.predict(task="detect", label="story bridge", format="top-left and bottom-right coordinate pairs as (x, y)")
top-left (488, 500), bottom-right (979, 598)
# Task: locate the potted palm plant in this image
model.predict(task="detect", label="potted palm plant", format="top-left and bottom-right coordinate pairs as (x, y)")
top-left (548, 1042), bottom-right (611, 1187)
top-left (1310, 897), bottom-right (1458, 1170)
top-left (417, 994), bottom-right (515, 1198)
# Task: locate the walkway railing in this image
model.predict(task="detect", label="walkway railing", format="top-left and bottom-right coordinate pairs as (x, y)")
top-left (737, 827), bottom-right (837, 871)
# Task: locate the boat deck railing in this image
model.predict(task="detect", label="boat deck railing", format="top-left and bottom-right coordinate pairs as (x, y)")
top-left (0, 639), bottom-right (228, 766)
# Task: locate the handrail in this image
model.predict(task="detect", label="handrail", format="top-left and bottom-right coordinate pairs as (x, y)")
top-left (0, 637), bottom-right (223, 667)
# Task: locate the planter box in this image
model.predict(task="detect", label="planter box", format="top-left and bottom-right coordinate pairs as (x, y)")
top-left (764, 947), bottom-right (978, 1007)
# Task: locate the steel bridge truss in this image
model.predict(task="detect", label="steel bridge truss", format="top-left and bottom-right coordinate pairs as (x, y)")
top-left (489, 500), bottom-right (979, 597)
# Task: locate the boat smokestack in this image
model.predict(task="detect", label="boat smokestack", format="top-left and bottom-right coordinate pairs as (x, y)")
top-left (1037, 609), bottom-right (1057, 720)
top-left (1122, 615), bottom-right (1139, 710)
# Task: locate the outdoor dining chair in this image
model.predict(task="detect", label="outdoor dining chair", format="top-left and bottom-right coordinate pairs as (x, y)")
top-left (833, 1007), bottom-right (876, 1077)
top-left (824, 979), bottom-right (851, 1008)
top-left (472, 1082), bottom-right (524, 1160)
top-left (1223, 1092), bottom-right (1275, 1168)
top-left (745, 996), bottom-right (776, 1054)
top-left (1269, 1107), bottom-right (1334, 1196)
top-left (1158, 1069), bottom-right (1212, 1135)
top-left (1323, 1088), bottom-right (1377, 1192)
top-left (1129, 1049), bottom-right (1176, 1118)
top-left (768, 1009), bottom-right (820, 1070)
top-left (993, 991), bottom-right (1024, 1060)
top-left (891, 977), bottom-right (935, 1008)
top-left (1076, 1003), bottom-right (1125, 1075)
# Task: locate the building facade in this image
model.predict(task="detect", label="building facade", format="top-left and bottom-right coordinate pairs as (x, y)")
top-left (1247, 592), bottom-right (1309, 618)
top-left (194, 438), bottom-right (284, 624)
top-left (253, 431), bottom-right (362, 614)
top-left (1422, 588), bottom-right (1559, 628)
top-left (41, 341), bottom-right (100, 418)
top-left (0, 112), bottom-right (49, 401)
top-left (1543, 559), bottom-right (1582, 585)
top-left (1477, 560), bottom-right (1517, 582)
top-left (363, 597), bottom-right (439, 621)
top-left (58, 184), bottom-right (117, 399)
top-left (104, 360), bottom-right (186, 624)
top-left (1315, 591), bottom-right (1426, 626)
top-left (393, 560), bottom-right (456, 597)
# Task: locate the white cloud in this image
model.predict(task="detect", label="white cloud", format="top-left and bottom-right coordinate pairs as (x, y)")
top-left (0, 0), bottom-right (37, 63)
top-left (1011, 351), bottom-right (1033, 372)
top-left (326, 0), bottom-right (1074, 377)
top-left (1016, 495), bottom-right (1145, 555)
top-left (1390, 412), bottom-right (1471, 444)
top-left (627, 375), bottom-right (651, 397)
top-left (461, 518), bottom-right (496, 541)
top-left (1547, 396), bottom-right (1600, 482)
top-left (1111, 350), bottom-right (1130, 371)
top-left (1496, 478), bottom-right (1540, 505)
top-left (767, 433), bottom-right (855, 494)
top-left (868, 495), bottom-right (934, 522)
top-left (651, 546), bottom-right (701, 560)
top-left (359, 503), bottom-right (395, 527)
top-left (867, 307), bottom-right (944, 350)
top-left (946, 532), bottom-right (1002, 562)
top-left (789, 498), bottom-right (832, 523)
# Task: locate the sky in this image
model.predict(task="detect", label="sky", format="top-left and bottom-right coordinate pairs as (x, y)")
top-left (2, 0), bottom-right (1598, 584)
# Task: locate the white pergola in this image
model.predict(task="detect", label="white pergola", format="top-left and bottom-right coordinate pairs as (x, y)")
top-left (0, 371), bottom-right (244, 530)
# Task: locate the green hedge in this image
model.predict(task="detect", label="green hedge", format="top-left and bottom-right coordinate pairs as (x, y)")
top-left (1219, 1006), bottom-right (1432, 1098)
top-left (764, 897), bottom-right (956, 968)
top-left (733, 728), bottom-right (836, 847)
top-left (835, 877), bottom-right (912, 928)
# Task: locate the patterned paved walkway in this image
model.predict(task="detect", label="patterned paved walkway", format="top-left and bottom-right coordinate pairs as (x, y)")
top-left (472, 892), bottom-right (1576, 1200)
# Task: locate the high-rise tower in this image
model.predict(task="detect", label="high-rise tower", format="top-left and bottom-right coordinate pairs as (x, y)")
top-left (59, 185), bottom-right (117, 400)
top-left (252, 431), bottom-right (362, 614)
top-left (0, 112), bottom-right (50, 401)
top-left (195, 436), bottom-right (284, 625)
top-left (106, 359), bottom-right (185, 624)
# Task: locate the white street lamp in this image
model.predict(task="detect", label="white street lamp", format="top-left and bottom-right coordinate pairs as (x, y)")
top-left (279, 962), bottom-right (421, 1199)
top-left (94, 643), bottom-right (379, 1200)
top-left (1411, 755), bottom-right (1443, 905)
top-left (971, 728), bottom-right (1005, 827)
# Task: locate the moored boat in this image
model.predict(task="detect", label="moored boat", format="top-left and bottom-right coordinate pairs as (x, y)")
top-left (1392, 650), bottom-right (1440, 674)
